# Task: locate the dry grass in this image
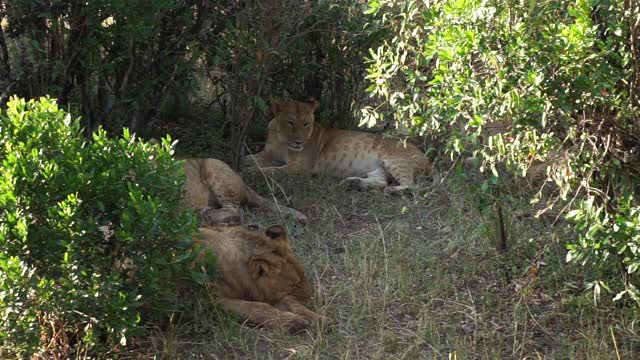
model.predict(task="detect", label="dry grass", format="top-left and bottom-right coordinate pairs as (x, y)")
top-left (132, 174), bottom-right (639, 359)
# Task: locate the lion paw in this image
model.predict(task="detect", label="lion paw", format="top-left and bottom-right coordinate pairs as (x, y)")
top-left (199, 206), bottom-right (241, 227)
top-left (315, 315), bottom-right (333, 327)
top-left (383, 185), bottom-right (410, 195)
top-left (285, 317), bottom-right (310, 335)
top-left (339, 177), bottom-right (365, 191)
top-left (292, 210), bottom-right (308, 224)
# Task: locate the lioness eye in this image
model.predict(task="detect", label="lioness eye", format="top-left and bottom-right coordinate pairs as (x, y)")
top-left (304, 122), bottom-right (309, 127)
top-left (288, 121), bottom-right (293, 127)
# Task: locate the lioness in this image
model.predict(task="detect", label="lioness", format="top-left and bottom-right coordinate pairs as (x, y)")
top-left (192, 225), bottom-right (327, 333)
top-left (182, 158), bottom-right (306, 225)
top-left (246, 99), bottom-right (432, 193)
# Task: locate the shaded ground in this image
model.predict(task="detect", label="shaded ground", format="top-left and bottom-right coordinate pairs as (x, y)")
top-left (133, 174), bottom-right (639, 359)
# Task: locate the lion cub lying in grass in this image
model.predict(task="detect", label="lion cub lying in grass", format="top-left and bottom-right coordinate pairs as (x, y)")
top-left (192, 225), bottom-right (328, 333)
top-left (246, 99), bottom-right (433, 193)
top-left (182, 158), bottom-right (306, 225)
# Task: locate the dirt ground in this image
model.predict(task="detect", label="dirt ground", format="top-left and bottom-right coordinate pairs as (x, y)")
top-left (132, 173), bottom-right (639, 359)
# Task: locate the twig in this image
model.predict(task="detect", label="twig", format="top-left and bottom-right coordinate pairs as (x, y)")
top-left (0, 80), bottom-right (15, 107)
top-left (373, 214), bottom-right (390, 303)
top-left (611, 326), bottom-right (622, 360)
top-left (72, 310), bottom-right (99, 324)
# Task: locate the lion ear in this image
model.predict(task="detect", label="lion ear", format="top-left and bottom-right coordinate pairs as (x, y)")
top-left (306, 98), bottom-right (319, 111)
top-left (271, 98), bottom-right (285, 115)
top-left (249, 256), bottom-right (271, 279)
top-left (265, 225), bottom-right (288, 242)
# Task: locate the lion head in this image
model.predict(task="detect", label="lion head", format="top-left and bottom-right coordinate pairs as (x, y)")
top-left (271, 98), bottom-right (319, 152)
top-left (248, 225), bottom-right (312, 303)
top-left (193, 225), bottom-right (313, 305)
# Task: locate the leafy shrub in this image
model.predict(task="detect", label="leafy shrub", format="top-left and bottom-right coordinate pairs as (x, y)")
top-left (0, 97), bottom-right (198, 357)
top-left (362, 0), bottom-right (640, 303)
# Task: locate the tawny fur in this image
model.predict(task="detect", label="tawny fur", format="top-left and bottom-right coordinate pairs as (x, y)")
top-left (192, 225), bottom-right (327, 333)
top-left (182, 158), bottom-right (306, 225)
top-left (246, 99), bottom-right (432, 193)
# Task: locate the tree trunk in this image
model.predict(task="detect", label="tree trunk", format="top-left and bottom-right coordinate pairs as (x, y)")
top-left (0, 23), bottom-right (10, 79)
top-left (228, 0), bottom-right (275, 170)
top-left (628, 0), bottom-right (640, 107)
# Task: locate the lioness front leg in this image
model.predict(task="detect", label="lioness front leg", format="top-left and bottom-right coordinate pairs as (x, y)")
top-left (244, 151), bottom-right (286, 169)
top-left (275, 296), bottom-right (330, 325)
top-left (250, 163), bottom-right (301, 179)
top-left (217, 297), bottom-right (309, 334)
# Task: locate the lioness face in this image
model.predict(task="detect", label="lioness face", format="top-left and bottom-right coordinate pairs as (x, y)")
top-left (271, 99), bottom-right (319, 152)
top-left (250, 225), bottom-right (313, 302)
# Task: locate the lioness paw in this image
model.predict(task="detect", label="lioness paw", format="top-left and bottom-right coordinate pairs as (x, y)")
top-left (285, 317), bottom-right (310, 335)
top-left (383, 185), bottom-right (411, 195)
top-left (291, 210), bottom-right (308, 224)
top-left (314, 315), bottom-right (333, 328)
top-left (199, 206), bottom-right (242, 227)
top-left (339, 177), bottom-right (366, 191)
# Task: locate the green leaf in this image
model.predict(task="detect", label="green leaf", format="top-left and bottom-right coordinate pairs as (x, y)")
top-left (255, 96), bottom-right (268, 114)
top-left (566, 209), bottom-right (582, 220)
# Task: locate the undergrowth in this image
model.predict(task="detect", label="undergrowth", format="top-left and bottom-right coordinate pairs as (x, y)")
top-left (128, 174), bottom-right (639, 359)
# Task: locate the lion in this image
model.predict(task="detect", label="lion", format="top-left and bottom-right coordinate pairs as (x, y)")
top-left (182, 158), bottom-right (306, 226)
top-left (192, 225), bottom-right (328, 333)
top-left (246, 99), bottom-right (433, 193)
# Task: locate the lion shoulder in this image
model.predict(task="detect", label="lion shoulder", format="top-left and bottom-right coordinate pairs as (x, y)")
top-left (182, 157), bottom-right (251, 207)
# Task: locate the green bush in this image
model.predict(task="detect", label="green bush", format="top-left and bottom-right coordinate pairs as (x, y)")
top-left (0, 97), bottom-right (198, 357)
top-left (362, 0), bottom-right (640, 304)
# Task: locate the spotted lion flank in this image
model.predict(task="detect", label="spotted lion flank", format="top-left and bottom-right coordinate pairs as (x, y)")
top-left (246, 99), bottom-right (433, 193)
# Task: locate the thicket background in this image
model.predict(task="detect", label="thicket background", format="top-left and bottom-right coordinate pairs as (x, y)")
top-left (0, 0), bottom-right (377, 168)
top-left (1, 0), bottom-right (639, 357)
top-left (362, 0), bottom-right (640, 305)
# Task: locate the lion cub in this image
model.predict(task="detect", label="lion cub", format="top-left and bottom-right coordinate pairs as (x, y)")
top-left (246, 99), bottom-right (432, 193)
top-left (182, 158), bottom-right (306, 225)
top-left (192, 225), bottom-right (328, 333)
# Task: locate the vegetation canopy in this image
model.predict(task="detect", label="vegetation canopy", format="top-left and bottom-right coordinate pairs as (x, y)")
top-left (363, 0), bottom-right (640, 304)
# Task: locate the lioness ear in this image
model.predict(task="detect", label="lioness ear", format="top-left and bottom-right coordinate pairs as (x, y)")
top-left (249, 256), bottom-right (271, 279)
top-left (306, 98), bottom-right (320, 111)
top-left (271, 98), bottom-right (285, 115)
top-left (265, 225), bottom-right (287, 241)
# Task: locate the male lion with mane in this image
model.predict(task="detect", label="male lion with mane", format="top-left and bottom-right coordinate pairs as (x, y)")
top-left (192, 225), bottom-right (328, 333)
top-left (182, 158), bottom-right (306, 225)
top-left (246, 99), bottom-right (433, 193)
